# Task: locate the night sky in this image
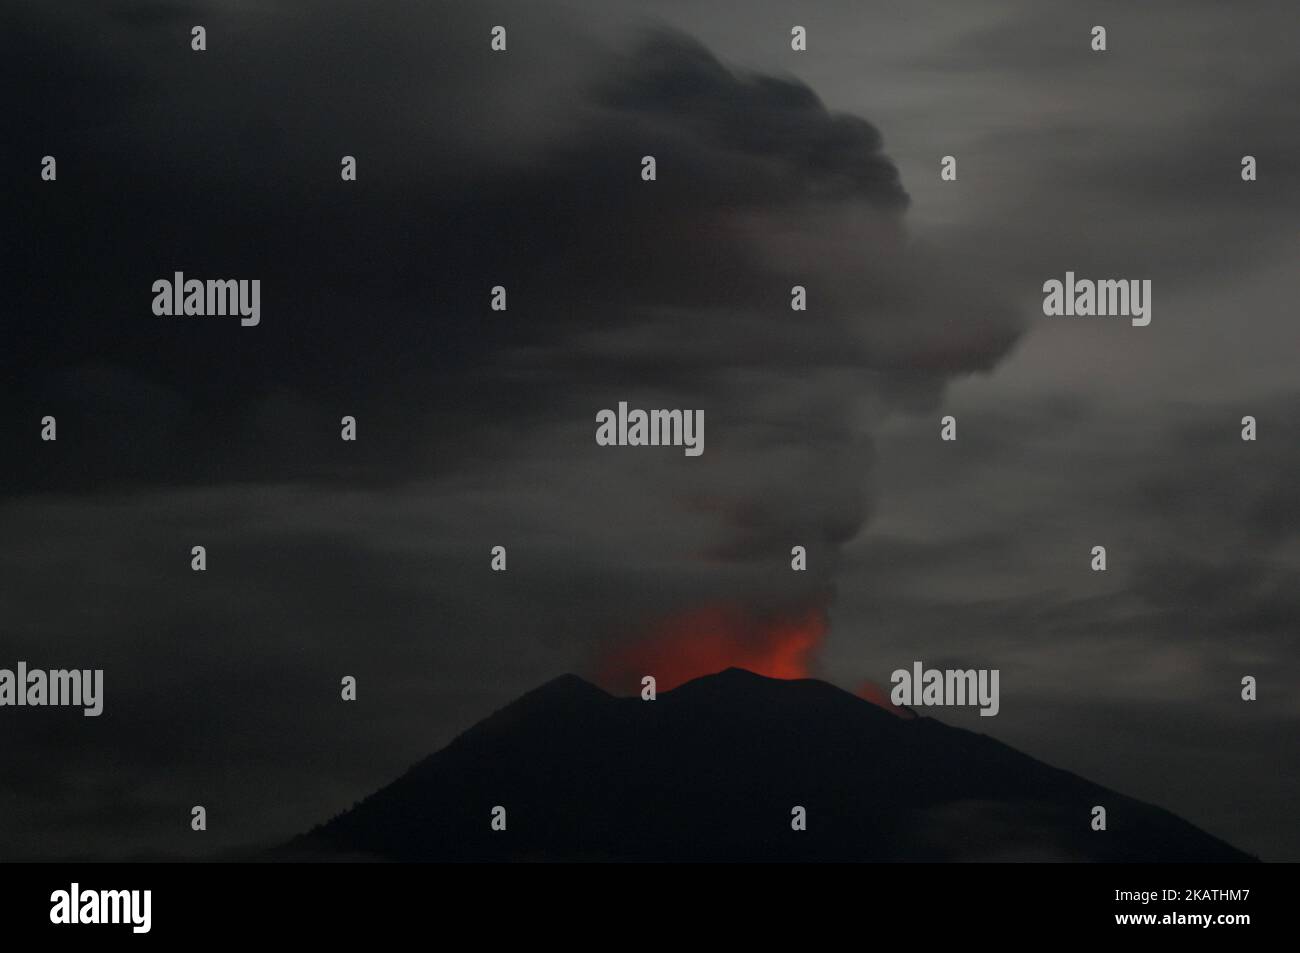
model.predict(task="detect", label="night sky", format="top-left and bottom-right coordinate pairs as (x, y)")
top-left (3, 0), bottom-right (1297, 861)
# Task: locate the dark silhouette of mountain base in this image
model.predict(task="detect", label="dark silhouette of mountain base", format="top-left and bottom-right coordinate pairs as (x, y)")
top-left (285, 669), bottom-right (1255, 862)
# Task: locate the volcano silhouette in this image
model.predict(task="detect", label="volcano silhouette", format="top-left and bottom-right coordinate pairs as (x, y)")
top-left (286, 669), bottom-right (1254, 862)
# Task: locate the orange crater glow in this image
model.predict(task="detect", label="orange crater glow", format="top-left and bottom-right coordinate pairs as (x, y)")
top-left (597, 602), bottom-right (827, 692)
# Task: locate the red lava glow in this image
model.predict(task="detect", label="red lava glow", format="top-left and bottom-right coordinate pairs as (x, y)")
top-left (597, 602), bottom-right (827, 692)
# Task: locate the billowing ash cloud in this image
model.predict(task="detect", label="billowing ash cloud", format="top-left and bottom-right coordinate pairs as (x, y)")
top-left (7, 0), bottom-right (1024, 626)
top-left (1, 0), bottom-right (1025, 856)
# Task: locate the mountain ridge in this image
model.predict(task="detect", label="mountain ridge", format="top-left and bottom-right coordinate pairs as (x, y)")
top-left (284, 667), bottom-right (1256, 862)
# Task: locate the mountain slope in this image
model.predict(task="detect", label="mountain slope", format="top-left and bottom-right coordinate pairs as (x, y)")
top-left (286, 668), bottom-right (1255, 862)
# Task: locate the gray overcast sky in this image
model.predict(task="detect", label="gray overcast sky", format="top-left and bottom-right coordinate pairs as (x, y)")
top-left (3, 0), bottom-right (1297, 860)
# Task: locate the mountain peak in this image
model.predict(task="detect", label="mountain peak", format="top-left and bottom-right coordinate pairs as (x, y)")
top-left (715, 666), bottom-right (777, 680)
top-left (489, 672), bottom-right (610, 716)
top-left (675, 666), bottom-right (814, 689)
top-left (534, 672), bottom-right (606, 696)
